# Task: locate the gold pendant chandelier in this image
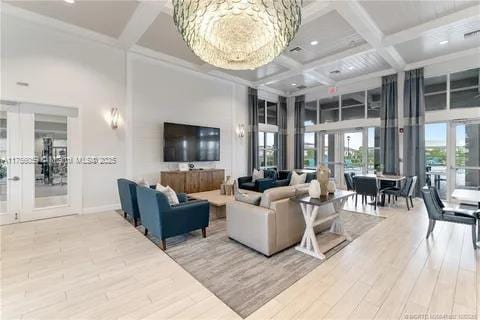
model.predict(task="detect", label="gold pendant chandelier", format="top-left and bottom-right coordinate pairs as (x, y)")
top-left (172, 0), bottom-right (302, 70)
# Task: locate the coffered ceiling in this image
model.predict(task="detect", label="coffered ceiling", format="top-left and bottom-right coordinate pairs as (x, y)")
top-left (3, 0), bottom-right (480, 96)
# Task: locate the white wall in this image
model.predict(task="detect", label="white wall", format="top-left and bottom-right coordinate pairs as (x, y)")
top-left (2, 14), bottom-right (126, 211)
top-left (129, 54), bottom-right (249, 184)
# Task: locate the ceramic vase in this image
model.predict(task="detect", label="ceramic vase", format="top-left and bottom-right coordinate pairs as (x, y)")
top-left (327, 180), bottom-right (336, 194)
top-left (316, 165), bottom-right (330, 196)
top-left (308, 179), bottom-right (321, 198)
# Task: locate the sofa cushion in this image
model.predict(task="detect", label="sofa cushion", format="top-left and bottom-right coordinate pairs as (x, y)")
top-left (252, 169), bottom-right (264, 182)
top-left (240, 182), bottom-right (256, 191)
top-left (260, 186), bottom-right (296, 208)
top-left (235, 189), bottom-right (262, 206)
top-left (289, 171), bottom-right (306, 186)
top-left (264, 168), bottom-right (277, 180)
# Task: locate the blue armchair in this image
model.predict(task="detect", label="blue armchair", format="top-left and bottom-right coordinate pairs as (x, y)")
top-left (136, 186), bottom-right (210, 250)
top-left (117, 178), bottom-right (141, 227)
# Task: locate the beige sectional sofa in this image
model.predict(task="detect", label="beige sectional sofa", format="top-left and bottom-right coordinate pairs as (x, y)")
top-left (226, 184), bottom-right (332, 256)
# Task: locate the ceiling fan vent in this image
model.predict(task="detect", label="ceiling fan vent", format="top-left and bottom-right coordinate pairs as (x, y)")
top-left (297, 85), bottom-right (307, 90)
top-left (289, 46), bottom-right (303, 52)
top-left (330, 70), bottom-right (341, 74)
top-left (464, 29), bottom-right (480, 39)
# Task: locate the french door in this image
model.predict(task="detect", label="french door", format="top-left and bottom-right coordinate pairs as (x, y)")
top-left (0, 102), bottom-right (81, 224)
top-left (451, 120), bottom-right (480, 196)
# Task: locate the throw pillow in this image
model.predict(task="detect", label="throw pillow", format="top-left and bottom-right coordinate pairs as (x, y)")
top-left (252, 169), bottom-right (264, 182)
top-left (234, 181), bottom-right (261, 206)
top-left (289, 171), bottom-right (307, 186)
top-left (157, 184), bottom-right (179, 205)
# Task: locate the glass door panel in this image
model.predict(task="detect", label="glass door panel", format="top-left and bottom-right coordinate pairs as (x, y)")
top-left (34, 114), bottom-right (68, 208)
top-left (454, 122), bottom-right (480, 191)
top-left (425, 123), bottom-right (448, 199)
top-left (321, 133), bottom-right (336, 177)
top-left (0, 111), bottom-right (7, 214)
top-left (344, 131), bottom-right (363, 175)
top-left (367, 127), bottom-right (380, 173)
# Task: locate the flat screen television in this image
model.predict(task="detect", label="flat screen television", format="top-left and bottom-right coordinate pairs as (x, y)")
top-left (163, 122), bottom-right (220, 162)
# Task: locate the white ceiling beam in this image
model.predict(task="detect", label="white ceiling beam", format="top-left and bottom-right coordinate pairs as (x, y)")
top-left (335, 0), bottom-right (406, 71)
top-left (404, 47), bottom-right (480, 71)
top-left (256, 43), bottom-right (373, 86)
top-left (118, 1), bottom-right (167, 49)
top-left (301, 1), bottom-right (335, 25)
top-left (383, 4), bottom-right (480, 47)
top-left (305, 71), bottom-right (335, 86)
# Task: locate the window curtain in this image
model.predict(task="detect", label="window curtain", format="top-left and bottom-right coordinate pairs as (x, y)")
top-left (380, 74), bottom-right (399, 174)
top-left (278, 96), bottom-right (288, 170)
top-left (404, 68), bottom-right (426, 196)
top-left (248, 87), bottom-right (259, 173)
top-left (294, 95), bottom-right (305, 169)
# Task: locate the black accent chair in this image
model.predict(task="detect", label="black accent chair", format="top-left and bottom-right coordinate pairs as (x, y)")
top-left (344, 172), bottom-right (355, 191)
top-left (353, 176), bottom-right (379, 210)
top-left (382, 176), bottom-right (417, 210)
top-left (275, 170), bottom-right (292, 187)
top-left (421, 186), bottom-right (478, 249)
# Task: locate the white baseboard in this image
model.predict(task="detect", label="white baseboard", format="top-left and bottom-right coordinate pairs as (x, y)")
top-left (82, 203), bottom-right (121, 214)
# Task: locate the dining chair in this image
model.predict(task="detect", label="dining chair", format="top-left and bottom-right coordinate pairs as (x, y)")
top-left (344, 172), bottom-right (355, 191)
top-left (382, 176), bottom-right (417, 210)
top-left (353, 176), bottom-right (379, 210)
top-left (421, 186), bottom-right (477, 249)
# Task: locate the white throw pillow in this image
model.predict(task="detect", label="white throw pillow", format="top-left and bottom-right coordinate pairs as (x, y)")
top-left (252, 169), bottom-right (264, 182)
top-left (157, 184), bottom-right (179, 205)
top-left (289, 171), bottom-right (306, 186)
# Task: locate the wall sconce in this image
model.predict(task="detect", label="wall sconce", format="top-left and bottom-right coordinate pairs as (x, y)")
top-left (236, 124), bottom-right (245, 138)
top-left (110, 107), bottom-right (119, 129)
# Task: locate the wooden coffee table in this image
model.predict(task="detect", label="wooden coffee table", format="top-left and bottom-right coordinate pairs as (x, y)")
top-left (188, 189), bottom-right (235, 220)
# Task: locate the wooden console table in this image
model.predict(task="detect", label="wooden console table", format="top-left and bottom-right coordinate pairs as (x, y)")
top-left (291, 190), bottom-right (355, 260)
top-left (160, 169), bottom-right (224, 194)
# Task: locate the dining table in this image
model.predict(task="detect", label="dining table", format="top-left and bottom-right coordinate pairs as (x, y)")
top-left (355, 174), bottom-right (406, 206)
top-left (452, 189), bottom-right (480, 208)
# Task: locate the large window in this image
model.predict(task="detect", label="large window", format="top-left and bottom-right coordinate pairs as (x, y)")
top-left (321, 133), bottom-right (336, 176)
top-left (367, 87), bottom-right (381, 118)
top-left (305, 101), bottom-right (317, 126)
top-left (425, 123), bottom-right (448, 198)
top-left (450, 68), bottom-right (480, 109)
top-left (304, 132), bottom-right (317, 169)
top-left (258, 132), bottom-right (277, 168)
top-left (341, 91), bottom-right (365, 121)
top-left (319, 96), bottom-right (339, 123)
top-left (425, 75), bottom-right (447, 111)
top-left (344, 131), bottom-right (363, 175)
top-left (367, 127), bottom-right (380, 173)
top-left (455, 122), bottom-right (480, 190)
top-left (258, 99), bottom-right (278, 125)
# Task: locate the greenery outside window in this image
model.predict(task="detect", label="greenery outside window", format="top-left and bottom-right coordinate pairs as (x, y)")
top-left (304, 132), bottom-right (316, 169)
top-left (258, 131), bottom-right (278, 168)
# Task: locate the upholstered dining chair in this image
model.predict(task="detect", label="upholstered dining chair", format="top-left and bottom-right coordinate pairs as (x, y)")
top-left (353, 176), bottom-right (379, 209)
top-left (382, 176), bottom-right (417, 210)
top-left (421, 186), bottom-right (478, 249)
top-left (344, 172), bottom-right (355, 191)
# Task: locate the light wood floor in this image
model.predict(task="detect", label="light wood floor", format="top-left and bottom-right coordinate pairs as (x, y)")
top-left (1, 198), bottom-right (478, 320)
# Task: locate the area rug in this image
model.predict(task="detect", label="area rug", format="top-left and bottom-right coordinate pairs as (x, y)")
top-left (140, 210), bottom-right (384, 318)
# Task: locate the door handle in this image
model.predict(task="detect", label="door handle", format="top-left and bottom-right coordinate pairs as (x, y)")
top-left (8, 176), bottom-right (20, 181)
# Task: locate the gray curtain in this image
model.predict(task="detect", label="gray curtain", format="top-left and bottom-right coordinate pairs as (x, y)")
top-left (404, 68), bottom-right (426, 196)
top-left (294, 95), bottom-right (305, 169)
top-left (278, 96), bottom-right (288, 170)
top-left (380, 74), bottom-right (399, 174)
top-left (248, 87), bottom-right (259, 173)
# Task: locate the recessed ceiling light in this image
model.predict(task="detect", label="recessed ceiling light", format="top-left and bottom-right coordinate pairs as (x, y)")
top-left (439, 40), bottom-right (449, 45)
top-left (310, 40), bottom-right (318, 46)
top-left (347, 66), bottom-right (354, 70)
top-left (64, 0), bottom-right (75, 3)
top-left (291, 83), bottom-right (297, 86)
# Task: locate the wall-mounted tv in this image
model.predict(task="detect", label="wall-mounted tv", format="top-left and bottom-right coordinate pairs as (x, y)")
top-left (163, 122), bottom-right (220, 162)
